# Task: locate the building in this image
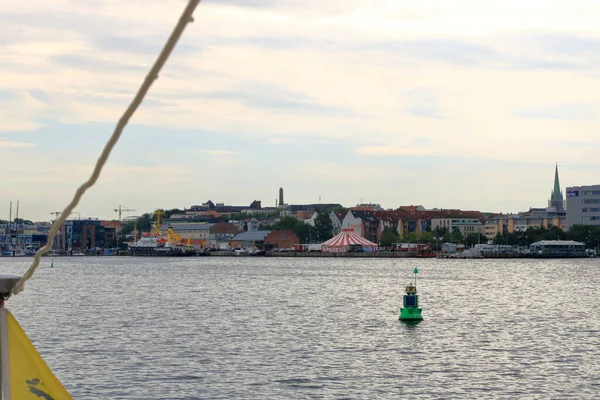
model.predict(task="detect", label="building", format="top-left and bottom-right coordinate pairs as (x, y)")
top-left (59, 219), bottom-right (106, 251)
top-left (279, 187), bottom-right (285, 207)
top-left (341, 210), bottom-right (380, 243)
top-left (0, 223), bottom-right (49, 251)
top-left (529, 240), bottom-right (586, 257)
top-left (566, 184), bottom-right (600, 228)
top-left (101, 221), bottom-right (122, 248)
top-left (161, 223), bottom-right (210, 239)
top-left (295, 210), bottom-right (314, 221)
top-left (247, 218), bottom-right (260, 232)
top-left (230, 231), bottom-right (271, 249)
top-left (208, 222), bottom-right (240, 247)
top-left (351, 203), bottom-right (385, 211)
top-left (519, 207), bottom-right (566, 230)
top-left (484, 208), bottom-right (567, 240)
top-left (264, 230), bottom-right (299, 249)
top-left (484, 214), bottom-right (517, 239)
top-left (431, 218), bottom-right (484, 236)
top-left (159, 223), bottom-right (211, 249)
top-left (208, 222), bottom-right (241, 250)
top-left (549, 163), bottom-right (565, 211)
top-left (189, 200), bottom-right (269, 215)
top-left (283, 203), bottom-right (342, 214)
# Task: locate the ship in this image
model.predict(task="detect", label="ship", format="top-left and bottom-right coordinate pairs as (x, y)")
top-left (128, 211), bottom-right (196, 257)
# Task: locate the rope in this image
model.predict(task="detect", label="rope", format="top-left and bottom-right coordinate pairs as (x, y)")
top-left (12, 0), bottom-right (202, 296)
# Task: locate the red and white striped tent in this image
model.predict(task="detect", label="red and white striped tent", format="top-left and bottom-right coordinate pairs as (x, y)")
top-left (321, 229), bottom-right (378, 252)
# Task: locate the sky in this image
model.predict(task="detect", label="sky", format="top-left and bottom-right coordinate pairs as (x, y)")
top-left (1, 0), bottom-right (600, 222)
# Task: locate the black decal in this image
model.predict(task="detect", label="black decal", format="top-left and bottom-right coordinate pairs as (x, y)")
top-left (25, 378), bottom-right (55, 400)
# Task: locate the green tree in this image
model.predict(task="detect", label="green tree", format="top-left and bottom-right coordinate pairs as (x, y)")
top-left (541, 226), bottom-right (567, 241)
top-left (493, 232), bottom-right (503, 245)
top-left (314, 211), bottom-right (333, 242)
top-left (229, 212), bottom-right (252, 221)
top-left (464, 233), bottom-right (480, 247)
top-left (13, 218), bottom-right (34, 225)
top-left (433, 226), bottom-right (448, 238)
top-left (567, 224), bottom-right (600, 248)
top-left (403, 233), bottom-right (418, 243)
top-left (380, 227), bottom-right (400, 247)
top-left (417, 231), bottom-right (434, 245)
top-left (270, 216), bottom-right (312, 243)
top-left (277, 216), bottom-right (299, 230)
top-left (121, 213), bottom-right (152, 235)
top-left (450, 230), bottom-right (463, 243)
top-left (163, 208), bottom-right (183, 218)
top-left (296, 223), bottom-right (312, 243)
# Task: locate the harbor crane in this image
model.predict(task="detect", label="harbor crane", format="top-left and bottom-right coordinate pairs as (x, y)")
top-left (114, 205), bottom-right (135, 221)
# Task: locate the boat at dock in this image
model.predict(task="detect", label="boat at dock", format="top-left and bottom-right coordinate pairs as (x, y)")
top-left (128, 211), bottom-right (197, 256)
top-left (233, 248), bottom-right (266, 256)
top-left (128, 233), bottom-right (196, 256)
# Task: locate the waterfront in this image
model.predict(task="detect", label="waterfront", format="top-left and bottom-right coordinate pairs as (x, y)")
top-left (2, 257), bottom-right (600, 399)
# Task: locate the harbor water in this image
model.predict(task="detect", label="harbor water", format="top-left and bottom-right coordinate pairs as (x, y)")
top-left (2, 257), bottom-right (599, 399)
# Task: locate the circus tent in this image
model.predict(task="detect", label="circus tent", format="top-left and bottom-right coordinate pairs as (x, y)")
top-left (321, 229), bottom-right (378, 252)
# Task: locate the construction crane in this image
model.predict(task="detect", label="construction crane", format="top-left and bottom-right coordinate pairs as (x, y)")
top-left (114, 205), bottom-right (135, 221)
top-left (50, 211), bottom-right (81, 220)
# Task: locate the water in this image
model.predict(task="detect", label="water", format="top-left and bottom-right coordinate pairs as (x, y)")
top-left (2, 257), bottom-right (600, 399)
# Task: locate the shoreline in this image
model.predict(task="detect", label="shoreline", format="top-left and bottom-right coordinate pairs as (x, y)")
top-left (23, 251), bottom-right (595, 259)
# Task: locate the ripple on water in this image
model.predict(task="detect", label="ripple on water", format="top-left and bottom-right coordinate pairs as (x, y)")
top-left (3, 256), bottom-right (600, 399)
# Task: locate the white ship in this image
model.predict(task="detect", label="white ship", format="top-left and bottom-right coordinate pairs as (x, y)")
top-left (128, 211), bottom-right (195, 256)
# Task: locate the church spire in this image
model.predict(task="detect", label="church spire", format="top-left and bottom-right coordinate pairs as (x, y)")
top-left (549, 162), bottom-right (565, 211)
top-left (551, 162), bottom-right (562, 200)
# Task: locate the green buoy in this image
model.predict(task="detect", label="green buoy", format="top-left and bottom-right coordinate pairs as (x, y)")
top-left (399, 267), bottom-right (423, 322)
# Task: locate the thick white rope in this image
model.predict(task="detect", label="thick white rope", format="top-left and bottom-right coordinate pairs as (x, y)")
top-left (12, 0), bottom-right (202, 296)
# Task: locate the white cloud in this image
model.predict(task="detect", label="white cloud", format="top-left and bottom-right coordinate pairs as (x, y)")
top-left (0, 140), bottom-right (37, 148)
top-left (195, 150), bottom-right (237, 155)
top-left (2, 0), bottom-right (600, 220)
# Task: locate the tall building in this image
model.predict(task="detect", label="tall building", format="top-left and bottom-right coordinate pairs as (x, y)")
top-left (548, 163), bottom-right (565, 211)
top-left (59, 219), bottom-right (106, 251)
top-left (278, 187), bottom-right (284, 207)
top-left (566, 185), bottom-right (600, 229)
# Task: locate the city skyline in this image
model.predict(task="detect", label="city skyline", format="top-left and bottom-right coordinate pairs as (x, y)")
top-left (2, 0), bottom-right (600, 221)
top-left (0, 169), bottom-right (573, 223)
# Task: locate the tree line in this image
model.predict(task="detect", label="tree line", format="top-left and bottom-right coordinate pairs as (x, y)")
top-left (379, 224), bottom-right (600, 249)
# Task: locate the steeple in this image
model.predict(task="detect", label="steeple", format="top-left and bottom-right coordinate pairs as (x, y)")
top-left (551, 162), bottom-right (562, 200)
top-left (549, 162), bottom-right (565, 211)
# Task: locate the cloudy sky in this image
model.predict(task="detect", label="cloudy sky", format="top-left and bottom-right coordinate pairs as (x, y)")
top-left (1, 0), bottom-right (599, 221)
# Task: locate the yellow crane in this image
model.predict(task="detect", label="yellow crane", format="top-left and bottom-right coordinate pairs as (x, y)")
top-left (152, 210), bottom-right (165, 235)
top-left (166, 227), bottom-right (193, 249)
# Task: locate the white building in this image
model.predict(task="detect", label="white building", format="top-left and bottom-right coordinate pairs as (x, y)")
top-left (160, 223), bottom-right (210, 241)
top-left (566, 185), bottom-right (600, 229)
top-left (341, 211), bottom-right (364, 236)
top-left (431, 218), bottom-right (484, 236)
top-left (305, 211), bottom-right (345, 236)
top-left (247, 218), bottom-right (260, 232)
